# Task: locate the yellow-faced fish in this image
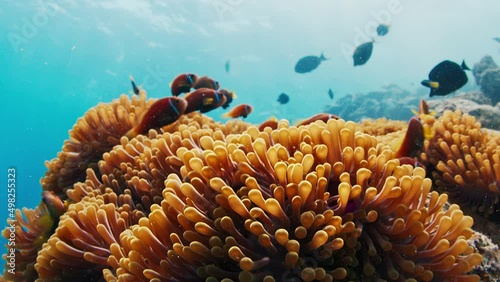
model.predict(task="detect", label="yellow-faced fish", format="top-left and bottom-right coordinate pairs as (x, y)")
top-left (421, 60), bottom-right (470, 97)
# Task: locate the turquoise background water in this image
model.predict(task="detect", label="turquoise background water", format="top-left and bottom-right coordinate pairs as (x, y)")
top-left (1, 0), bottom-right (499, 274)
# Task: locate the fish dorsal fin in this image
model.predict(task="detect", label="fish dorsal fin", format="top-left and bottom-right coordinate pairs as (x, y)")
top-left (461, 60), bottom-right (470, 71)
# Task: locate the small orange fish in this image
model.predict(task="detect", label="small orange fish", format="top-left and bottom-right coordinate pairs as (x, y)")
top-left (170, 73), bottom-right (198, 96)
top-left (295, 113), bottom-right (340, 127)
top-left (42, 191), bottom-right (67, 219)
top-left (222, 104), bottom-right (253, 119)
top-left (184, 88), bottom-right (227, 114)
top-left (218, 89), bottom-right (237, 109)
top-left (258, 116), bottom-right (278, 131)
top-left (125, 96), bottom-right (188, 138)
top-left (193, 75), bottom-right (220, 90)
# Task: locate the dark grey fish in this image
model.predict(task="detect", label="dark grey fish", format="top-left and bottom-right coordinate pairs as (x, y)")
top-left (493, 37), bottom-right (500, 43)
top-left (421, 60), bottom-right (470, 97)
top-left (277, 93), bottom-right (289, 104)
top-left (225, 60), bottom-right (230, 73)
top-left (294, 53), bottom-right (327, 73)
top-left (129, 75), bottom-right (140, 95)
top-left (353, 41), bottom-right (373, 66)
top-left (376, 24), bottom-right (389, 36)
top-left (328, 88), bottom-right (334, 100)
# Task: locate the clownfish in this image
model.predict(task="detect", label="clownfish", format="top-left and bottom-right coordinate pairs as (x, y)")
top-left (295, 113), bottom-right (340, 127)
top-left (411, 99), bottom-right (436, 140)
top-left (42, 191), bottom-right (67, 219)
top-left (193, 76), bottom-right (220, 90)
top-left (217, 89), bottom-right (237, 109)
top-left (222, 104), bottom-right (253, 119)
top-left (390, 117), bottom-right (425, 158)
top-left (170, 73), bottom-right (198, 96)
top-left (184, 88), bottom-right (227, 114)
top-left (125, 96), bottom-right (188, 139)
top-left (33, 191), bottom-right (69, 246)
top-left (258, 116), bottom-right (278, 131)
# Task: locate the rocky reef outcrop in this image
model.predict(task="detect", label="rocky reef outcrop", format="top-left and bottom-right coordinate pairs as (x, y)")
top-left (473, 55), bottom-right (500, 105)
top-left (324, 84), bottom-right (426, 122)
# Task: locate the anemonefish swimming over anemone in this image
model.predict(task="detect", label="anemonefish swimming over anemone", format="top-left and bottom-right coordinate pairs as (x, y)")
top-left (170, 73), bottom-right (198, 96)
top-left (125, 96), bottom-right (188, 139)
top-left (222, 104), bottom-right (253, 119)
top-left (183, 88), bottom-right (227, 114)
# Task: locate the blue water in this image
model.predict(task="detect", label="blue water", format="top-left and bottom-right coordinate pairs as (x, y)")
top-left (1, 0), bottom-right (499, 275)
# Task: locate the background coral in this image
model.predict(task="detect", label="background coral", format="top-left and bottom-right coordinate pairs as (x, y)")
top-left (472, 55), bottom-right (500, 105)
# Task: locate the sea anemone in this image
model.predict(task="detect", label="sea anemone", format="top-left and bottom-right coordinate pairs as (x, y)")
top-left (104, 119), bottom-right (481, 281)
top-left (419, 110), bottom-right (500, 217)
top-left (41, 93), bottom-right (154, 200)
top-left (2, 91), bottom-right (485, 281)
top-left (1, 191), bottom-right (66, 281)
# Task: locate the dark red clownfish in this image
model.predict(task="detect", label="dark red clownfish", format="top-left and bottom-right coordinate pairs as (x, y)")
top-left (125, 96), bottom-right (188, 139)
top-left (170, 73), bottom-right (198, 96)
top-left (295, 113), bottom-right (340, 127)
top-left (258, 116), bottom-right (278, 131)
top-left (222, 104), bottom-right (253, 119)
top-left (184, 88), bottom-right (227, 114)
top-left (391, 117), bottom-right (425, 159)
top-left (192, 75), bottom-right (220, 90)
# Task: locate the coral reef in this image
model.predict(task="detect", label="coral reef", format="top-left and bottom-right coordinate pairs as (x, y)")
top-left (472, 55), bottom-right (497, 86)
top-left (324, 84), bottom-right (425, 122)
top-left (427, 92), bottom-right (500, 130)
top-left (479, 68), bottom-right (500, 105)
top-left (4, 89), bottom-right (494, 282)
top-left (12, 50), bottom-right (500, 281)
top-left (472, 55), bottom-right (500, 105)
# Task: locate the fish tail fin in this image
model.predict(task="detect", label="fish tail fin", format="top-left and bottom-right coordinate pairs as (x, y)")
top-left (129, 74), bottom-right (134, 81)
top-left (319, 52), bottom-right (327, 61)
top-left (461, 60), bottom-right (470, 71)
top-left (231, 91), bottom-right (238, 99)
top-left (222, 112), bottom-right (231, 119)
top-left (411, 109), bottom-right (419, 116)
